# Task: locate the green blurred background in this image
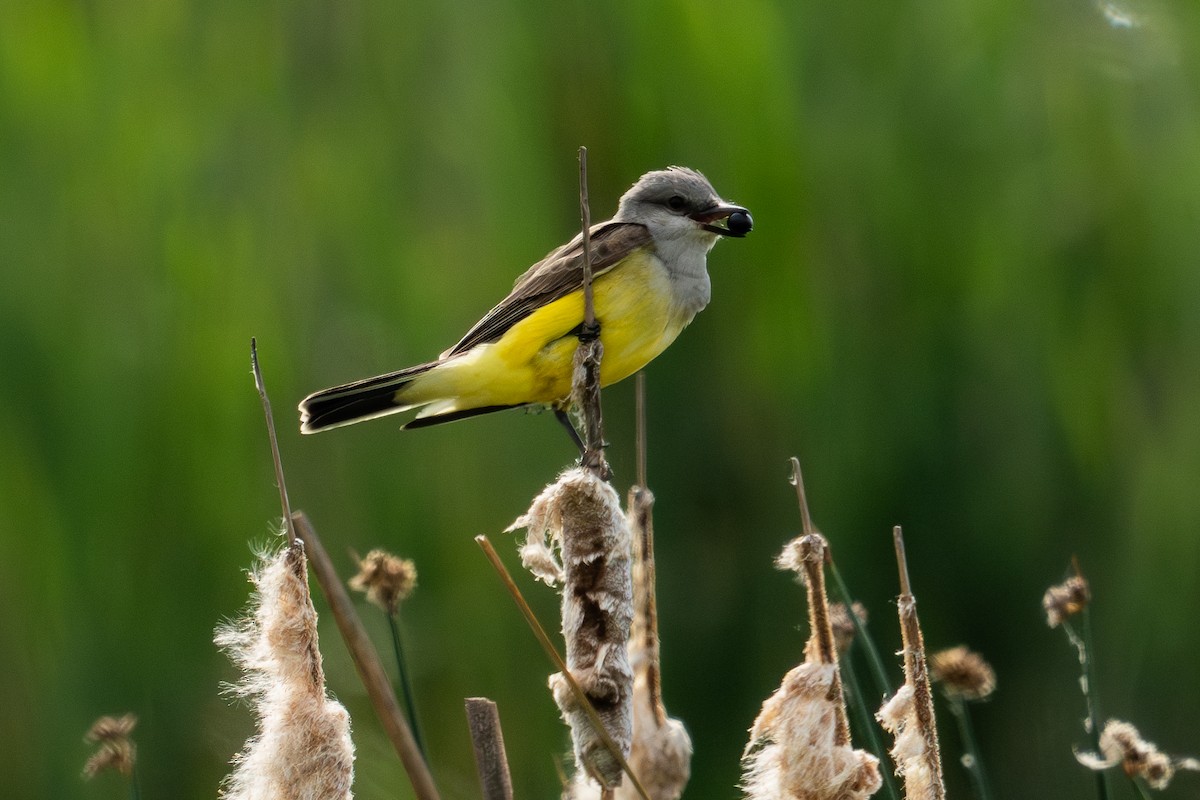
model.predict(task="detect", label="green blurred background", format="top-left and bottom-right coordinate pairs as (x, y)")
top-left (2, 0), bottom-right (1199, 797)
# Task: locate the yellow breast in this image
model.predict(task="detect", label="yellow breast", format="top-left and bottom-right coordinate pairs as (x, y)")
top-left (440, 248), bottom-right (694, 408)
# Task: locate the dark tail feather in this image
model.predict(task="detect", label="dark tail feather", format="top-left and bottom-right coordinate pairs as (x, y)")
top-left (299, 361), bottom-right (437, 433)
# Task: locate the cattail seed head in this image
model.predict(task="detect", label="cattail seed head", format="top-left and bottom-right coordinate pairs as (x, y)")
top-left (83, 714), bottom-right (137, 779)
top-left (216, 540), bottom-right (354, 800)
top-left (349, 549), bottom-right (417, 615)
top-left (1043, 574), bottom-right (1090, 628)
top-left (929, 646), bottom-right (996, 701)
top-left (509, 467), bottom-right (634, 788)
top-left (743, 663), bottom-right (882, 800)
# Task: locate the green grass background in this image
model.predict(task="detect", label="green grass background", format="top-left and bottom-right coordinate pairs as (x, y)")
top-left (2, 0), bottom-right (1198, 797)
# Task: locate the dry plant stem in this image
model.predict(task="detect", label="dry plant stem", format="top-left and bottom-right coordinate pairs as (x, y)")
top-left (574, 146), bottom-right (607, 476)
top-left (465, 698), bottom-right (514, 800)
top-left (250, 338), bottom-right (295, 544)
top-left (788, 456), bottom-right (900, 800)
top-left (475, 535), bottom-right (650, 800)
top-left (628, 485), bottom-right (664, 727)
top-left (635, 372), bottom-right (647, 488)
top-left (788, 457), bottom-right (817, 538)
top-left (292, 512), bottom-right (440, 800)
top-left (893, 527), bottom-right (947, 800)
top-left (797, 535), bottom-right (851, 744)
top-left (579, 146), bottom-right (595, 330)
top-left (790, 458), bottom-right (891, 698)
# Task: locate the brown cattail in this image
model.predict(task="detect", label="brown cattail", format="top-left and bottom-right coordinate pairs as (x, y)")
top-left (83, 713), bottom-right (137, 779)
top-left (508, 467), bottom-right (633, 789)
top-left (349, 549), bottom-right (417, 615)
top-left (215, 539), bottom-right (355, 799)
top-left (742, 534), bottom-right (882, 800)
top-left (877, 528), bottom-right (945, 800)
top-left (929, 646), bottom-right (996, 701)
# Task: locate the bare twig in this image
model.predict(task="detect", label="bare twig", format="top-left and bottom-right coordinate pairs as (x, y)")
top-left (787, 457), bottom-right (816, 539)
top-left (788, 457), bottom-right (901, 800)
top-left (574, 147), bottom-right (607, 476)
top-left (465, 698), bottom-right (513, 800)
top-left (250, 338), bottom-right (295, 543)
top-left (628, 485), bottom-right (664, 728)
top-left (892, 526), bottom-right (946, 800)
top-left (635, 372), bottom-right (647, 489)
top-left (794, 535), bottom-right (851, 743)
top-left (292, 512), bottom-right (440, 800)
top-left (475, 535), bottom-right (649, 800)
top-left (580, 147), bottom-right (595, 331)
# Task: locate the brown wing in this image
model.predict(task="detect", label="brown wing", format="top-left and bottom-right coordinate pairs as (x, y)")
top-left (443, 221), bottom-right (653, 357)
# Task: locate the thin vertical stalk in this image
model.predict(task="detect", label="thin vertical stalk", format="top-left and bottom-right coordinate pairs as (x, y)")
top-left (388, 612), bottom-right (426, 758)
top-left (947, 696), bottom-right (992, 800)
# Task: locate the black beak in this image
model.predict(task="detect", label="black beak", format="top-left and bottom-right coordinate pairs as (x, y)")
top-left (691, 203), bottom-right (753, 237)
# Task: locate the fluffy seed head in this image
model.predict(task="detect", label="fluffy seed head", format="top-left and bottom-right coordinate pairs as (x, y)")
top-left (349, 549), bottom-right (417, 615)
top-left (1079, 720), bottom-right (1178, 790)
top-left (83, 714), bottom-right (137, 779)
top-left (743, 663), bottom-right (882, 800)
top-left (1043, 574), bottom-right (1090, 628)
top-left (930, 646), bottom-right (996, 701)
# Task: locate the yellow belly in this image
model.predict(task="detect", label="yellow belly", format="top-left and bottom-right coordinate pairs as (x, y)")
top-left (413, 249), bottom-right (692, 411)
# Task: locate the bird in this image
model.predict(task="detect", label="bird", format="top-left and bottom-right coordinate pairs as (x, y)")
top-left (298, 166), bottom-right (752, 441)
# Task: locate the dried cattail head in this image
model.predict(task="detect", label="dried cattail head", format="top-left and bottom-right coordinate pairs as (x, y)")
top-left (216, 540), bottom-right (354, 799)
top-left (829, 602), bottom-right (867, 654)
top-left (1043, 574), bottom-right (1090, 628)
top-left (349, 549), bottom-right (417, 615)
top-left (1076, 719), bottom-right (1200, 790)
top-left (83, 713), bottom-right (137, 779)
top-left (743, 662), bottom-right (882, 800)
top-left (877, 685), bottom-right (943, 800)
top-left (930, 646), bottom-right (996, 701)
top-left (509, 467), bottom-right (634, 788)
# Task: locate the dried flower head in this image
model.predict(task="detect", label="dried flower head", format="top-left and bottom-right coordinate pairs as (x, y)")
top-left (509, 467), bottom-right (634, 787)
top-left (829, 602), bottom-right (867, 653)
top-left (216, 540), bottom-right (354, 799)
top-left (930, 646), bottom-right (996, 701)
top-left (743, 662), bottom-right (882, 800)
top-left (349, 549), bottom-right (417, 615)
top-left (1043, 574), bottom-right (1090, 628)
top-left (83, 713), bottom-right (137, 779)
top-left (1076, 719), bottom-right (1200, 790)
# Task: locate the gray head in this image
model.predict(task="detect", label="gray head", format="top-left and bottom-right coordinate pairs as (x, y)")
top-left (613, 166), bottom-right (752, 242)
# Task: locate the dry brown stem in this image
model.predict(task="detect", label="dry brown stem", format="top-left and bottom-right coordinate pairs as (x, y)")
top-left (876, 527), bottom-right (945, 800)
top-left (465, 698), bottom-right (514, 800)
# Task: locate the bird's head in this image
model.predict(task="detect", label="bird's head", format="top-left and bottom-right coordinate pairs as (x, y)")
top-left (614, 166), bottom-right (753, 243)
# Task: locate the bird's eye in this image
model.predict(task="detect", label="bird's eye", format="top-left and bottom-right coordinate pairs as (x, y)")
top-left (666, 195), bottom-right (687, 212)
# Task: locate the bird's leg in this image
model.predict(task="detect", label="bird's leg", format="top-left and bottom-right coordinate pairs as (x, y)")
top-left (554, 407), bottom-right (586, 455)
